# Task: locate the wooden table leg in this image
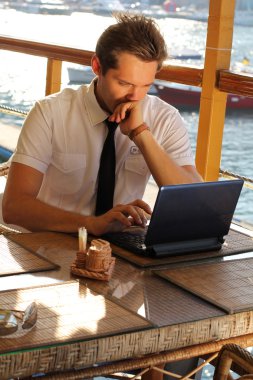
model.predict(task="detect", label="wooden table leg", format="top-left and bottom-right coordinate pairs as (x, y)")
top-left (142, 364), bottom-right (165, 380)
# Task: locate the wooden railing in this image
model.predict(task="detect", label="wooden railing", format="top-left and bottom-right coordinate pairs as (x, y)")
top-left (218, 70), bottom-right (253, 97)
top-left (1, 35), bottom-right (253, 96)
top-left (0, 0), bottom-right (253, 180)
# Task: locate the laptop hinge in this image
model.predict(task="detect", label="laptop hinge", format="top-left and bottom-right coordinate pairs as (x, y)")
top-left (150, 237), bottom-right (223, 257)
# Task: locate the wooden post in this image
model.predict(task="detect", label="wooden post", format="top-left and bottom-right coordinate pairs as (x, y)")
top-left (45, 58), bottom-right (62, 95)
top-left (195, 0), bottom-right (236, 181)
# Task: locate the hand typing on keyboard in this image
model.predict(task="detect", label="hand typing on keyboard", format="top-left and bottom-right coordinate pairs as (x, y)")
top-left (88, 199), bottom-right (152, 236)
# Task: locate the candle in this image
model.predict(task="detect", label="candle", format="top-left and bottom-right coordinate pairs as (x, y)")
top-left (78, 227), bottom-right (87, 252)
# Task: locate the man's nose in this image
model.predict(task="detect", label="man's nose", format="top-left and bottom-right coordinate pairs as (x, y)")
top-left (126, 87), bottom-right (144, 101)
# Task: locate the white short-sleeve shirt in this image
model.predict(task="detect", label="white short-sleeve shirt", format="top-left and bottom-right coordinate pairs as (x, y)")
top-left (12, 80), bottom-right (194, 215)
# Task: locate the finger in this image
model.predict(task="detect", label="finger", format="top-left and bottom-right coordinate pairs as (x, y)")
top-left (137, 207), bottom-right (148, 227)
top-left (125, 205), bottom-right (148, 226)
top-left (105, 210), bottom-right (132, 228)
top-left (113, 203), bottom-right (150, 225)
top-left (109, 112), bottom-right (123, 124)
top-left (115, 107), bottom-right (128, 123)
top-left (119, 109), bottom-right (127, 122)
top-left (130, 199), bottom-right (152, 215)
top-left (118, 204), bottom-right (146, 226)
top-left (109, 102), bottom-right (135, 123)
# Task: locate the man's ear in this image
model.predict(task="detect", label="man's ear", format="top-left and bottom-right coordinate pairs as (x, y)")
top-left (91, 55), bottom-right (101, 76)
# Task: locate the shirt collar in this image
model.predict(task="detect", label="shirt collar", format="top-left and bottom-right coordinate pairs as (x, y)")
top-left (85, 78), bottom-right (109, 126)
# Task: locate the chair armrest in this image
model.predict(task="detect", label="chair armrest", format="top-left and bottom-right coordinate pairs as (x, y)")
top-left (0, 161), bottom-right (10, 177)
top-left (213, 343), bottom-right (253, 380)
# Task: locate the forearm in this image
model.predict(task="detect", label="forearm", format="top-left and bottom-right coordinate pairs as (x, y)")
top-left (3, 195), bottom-right (152, 236)
top-left (110, 102), bottom-right (201, 185)
top-left (3, 196), bottom-right (94, 233)
top-left (133, 129), bottom-right (202, 185)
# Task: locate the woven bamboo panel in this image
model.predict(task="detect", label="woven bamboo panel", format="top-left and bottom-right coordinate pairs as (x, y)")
top-left (0, 234), bottom-right (59, 276)
top-left (155, 257), bottom-right (253, 314)
top-left (88, 259), bottom-right (225, 328)
top-left (109, 229), bottom-right (253, 268)
top-left (6, 231), bottom-right (78, 252)
top-left (1, 311), bottom-right (253, 379)
top-left (0, 281), bottom-right (151, 355)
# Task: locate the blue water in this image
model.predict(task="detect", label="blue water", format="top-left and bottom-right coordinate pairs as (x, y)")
top-left (182, 111), bottom-right (253, 225)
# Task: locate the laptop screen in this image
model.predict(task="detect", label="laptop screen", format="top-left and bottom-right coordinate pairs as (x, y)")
top-left (145, 180), bottom-right (244, 246)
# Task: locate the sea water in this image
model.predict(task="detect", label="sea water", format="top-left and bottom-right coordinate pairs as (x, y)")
top-left (0, 8), bottom-right (253, 227)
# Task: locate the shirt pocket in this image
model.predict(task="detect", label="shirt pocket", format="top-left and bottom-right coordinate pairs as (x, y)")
top-left (122, 155), bottom-right (150, 200)
top-left (125, 155), bottom-right (149, 176)
top-left (48, 152), bottom-right (86, 194)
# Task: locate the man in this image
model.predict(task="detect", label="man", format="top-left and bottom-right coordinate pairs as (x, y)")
top-left (2, 13), bottom-right (201, 234)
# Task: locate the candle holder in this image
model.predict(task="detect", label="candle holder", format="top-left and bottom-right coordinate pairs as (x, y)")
top-left (71, 238), bottom-right (115, 281)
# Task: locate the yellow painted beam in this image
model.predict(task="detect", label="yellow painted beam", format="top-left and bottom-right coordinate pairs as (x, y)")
top-left (45, 58), bottom-right (62, 95)
top-left (195, 0), bottom-right (236, 181)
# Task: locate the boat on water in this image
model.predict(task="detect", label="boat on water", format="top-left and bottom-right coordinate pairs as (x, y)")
top-left (154, 81), bottom-right (253, 111)
top-left (67, 47), bottom-right (202, 86)
top-left (67, 48), bottom-right (202, 82)
top-left (4, 0), bottom-right (72, 15)
top-left (67, 65), bottom-right (253, 111)
top-left (3, 0), bottom-right (253, 25)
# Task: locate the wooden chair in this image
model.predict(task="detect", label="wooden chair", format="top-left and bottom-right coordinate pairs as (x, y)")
top-left (213, 344), bottom-right (253, 380)
top-left (0, 160), bottom-right (10, 177)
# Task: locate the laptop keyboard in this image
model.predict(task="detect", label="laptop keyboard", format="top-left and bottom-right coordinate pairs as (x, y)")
top-left (105, 229), bottom-right (148, 255)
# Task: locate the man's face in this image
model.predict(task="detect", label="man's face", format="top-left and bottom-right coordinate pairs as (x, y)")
top-left (93, 52), bottom-right (158, 114)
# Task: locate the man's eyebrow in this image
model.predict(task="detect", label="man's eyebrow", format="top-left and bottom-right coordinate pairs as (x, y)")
top-left (118, 78), bottom-right (154, 86)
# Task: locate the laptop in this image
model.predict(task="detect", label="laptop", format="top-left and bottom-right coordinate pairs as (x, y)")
top-left (103, 179), bottom-right (244, 257)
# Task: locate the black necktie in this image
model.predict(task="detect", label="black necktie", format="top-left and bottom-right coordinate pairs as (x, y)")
top-left (95, 119), bottom-right (118, 216)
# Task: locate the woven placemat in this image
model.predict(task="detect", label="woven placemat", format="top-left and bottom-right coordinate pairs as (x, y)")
top-left (0, 281), bottom-right (152, 354)
top-left (155, 257), bottom-right (253, 314)
top-left (6, 231), bottom-right (78, 252)
top-left (110, 229), bottom-right (253, 268)
top-left (0, 234), bottom-right (59, 277)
